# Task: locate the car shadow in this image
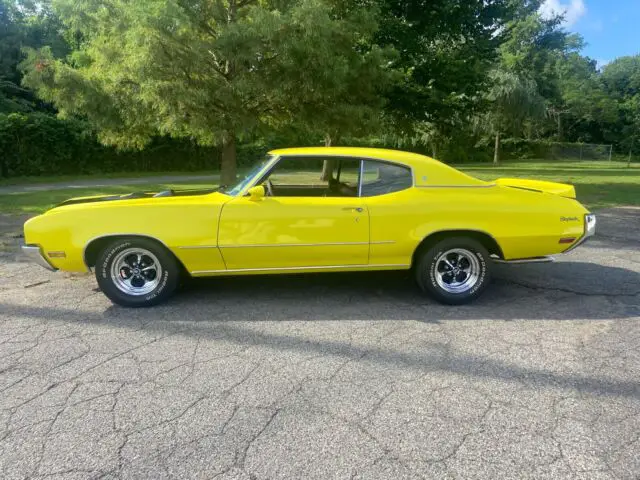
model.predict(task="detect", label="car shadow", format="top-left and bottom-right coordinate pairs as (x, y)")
top-left (159, 260), bottom-right (639, 322)
top-left (2, 261), bottom-right (639, 400)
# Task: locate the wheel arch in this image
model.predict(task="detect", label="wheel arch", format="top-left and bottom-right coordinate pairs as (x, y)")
top-left (83, 234), bottom-right (187, 273)
top-left (411, 229), bottom-right (504, 268)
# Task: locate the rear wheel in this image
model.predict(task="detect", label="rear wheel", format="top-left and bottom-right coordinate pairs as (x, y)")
top-left (415, 237), bottom-right (492, 305)
top-left (95, 238), bottom-right (180, 307)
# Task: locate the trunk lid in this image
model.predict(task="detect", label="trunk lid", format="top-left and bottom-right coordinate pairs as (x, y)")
top-left (495, 178), bottom-right (576, 199)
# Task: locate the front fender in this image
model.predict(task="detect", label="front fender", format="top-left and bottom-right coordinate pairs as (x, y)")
top-left (23, 193), bottom-right (229, 273)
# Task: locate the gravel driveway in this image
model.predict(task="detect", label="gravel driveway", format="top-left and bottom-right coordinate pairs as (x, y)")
top-left (1, 208), bottom-right (639, 479)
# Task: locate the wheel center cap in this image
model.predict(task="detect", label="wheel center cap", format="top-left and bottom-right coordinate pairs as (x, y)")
top-left (133, 268), bottom-right (141, 275)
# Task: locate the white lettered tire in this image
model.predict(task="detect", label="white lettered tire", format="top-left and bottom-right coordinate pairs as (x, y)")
top-left (95, 238), bottom-right (180, 307)
top-left (415, 237), bottom-right (492, 305)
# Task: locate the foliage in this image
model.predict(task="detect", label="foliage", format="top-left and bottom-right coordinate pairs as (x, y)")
top-left (0, 0), bottom-right (68, 113)
top-left (0, 0), bottom-right (639, 175)
top-left (0, 112), bottom-right (220, 177)
top-left (20, 0), bottom-right (396, 183)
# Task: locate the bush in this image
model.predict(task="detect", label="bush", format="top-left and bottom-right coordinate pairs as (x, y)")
top-left (0, 112), bottom-right (220, 177)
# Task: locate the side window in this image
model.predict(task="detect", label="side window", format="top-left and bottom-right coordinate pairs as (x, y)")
top-left (261, 156), bottom-right (360, 197)
top-left (360, 160), bottom-right (412, 197)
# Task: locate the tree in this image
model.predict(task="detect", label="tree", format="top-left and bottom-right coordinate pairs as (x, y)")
top-left (483, 69), bottom-right (544, 164)
top-left (600, 56), bottom-right (640, 161)
top-left (0, 0), bottom-right (68, 113)
top-left (367, 0), bottom-right (517, 136)
top-left (554, 52), bottom-right (619, 144)
top-left (21, 0), bottom-right (395, 184)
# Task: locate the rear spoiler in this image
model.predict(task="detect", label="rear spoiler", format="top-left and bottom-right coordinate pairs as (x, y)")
top-left (495, 178), bottom-right (576, 199)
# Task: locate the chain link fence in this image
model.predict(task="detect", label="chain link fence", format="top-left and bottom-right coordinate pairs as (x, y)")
top-left (545, 143), bottom-right (613, 161)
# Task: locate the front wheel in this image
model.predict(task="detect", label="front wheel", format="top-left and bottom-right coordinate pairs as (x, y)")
top-left (415, 237), bottom-right (492, 305)
top-left (95, 238), bottom-right (180, 307)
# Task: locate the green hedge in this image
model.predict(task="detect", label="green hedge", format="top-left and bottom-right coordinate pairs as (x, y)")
top-left (0, 113), bottom-right (224, 177)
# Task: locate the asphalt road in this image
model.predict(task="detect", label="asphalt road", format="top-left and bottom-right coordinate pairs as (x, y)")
top-left (0, 208), bottom-right (639, 479)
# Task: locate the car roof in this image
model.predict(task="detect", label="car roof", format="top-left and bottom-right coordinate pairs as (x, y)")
top-left (267, 147), bottom-right (487, 187)
top-left (268, 147), bottom-right (437, 167)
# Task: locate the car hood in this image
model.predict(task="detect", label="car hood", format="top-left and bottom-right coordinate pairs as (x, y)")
top-left (55, 188), bottom-right (220, 208)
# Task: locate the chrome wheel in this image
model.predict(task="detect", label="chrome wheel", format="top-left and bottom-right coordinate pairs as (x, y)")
top-left (110, 248), bottom-right (162, 296)
top-left (434, 248), bottom-right (480, 294)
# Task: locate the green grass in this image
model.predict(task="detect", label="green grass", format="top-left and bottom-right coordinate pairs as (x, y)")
top-left (0, 160), bottom-right (638, 214)
top-left (457, 160), bottom-right (640, 209)
top-left (0, 182), bottom-right (216, 214)
top-left (0, 170), bottom-right (217, 187)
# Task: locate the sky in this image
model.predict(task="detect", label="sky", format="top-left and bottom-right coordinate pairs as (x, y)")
top-left (539, 0), bottom-right (640, 68)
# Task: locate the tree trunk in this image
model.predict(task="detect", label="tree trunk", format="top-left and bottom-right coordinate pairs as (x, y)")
top-left (320, 133), bottom-right (334, 180)
top-left (220, 132), bottom-right (237, 186)
top-left (557, 113), bottom-right (563, 141)
top-left (493, 131), bottom-right (500, 165)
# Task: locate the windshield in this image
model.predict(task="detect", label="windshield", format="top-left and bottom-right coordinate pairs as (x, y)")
top-left (223, 155), bottom-right (274, 196)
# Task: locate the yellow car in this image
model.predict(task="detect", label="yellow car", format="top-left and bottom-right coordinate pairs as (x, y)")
top-left (22, 147), bottom-right (596, 307)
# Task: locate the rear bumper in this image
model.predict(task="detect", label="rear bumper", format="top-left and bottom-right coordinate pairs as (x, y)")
top-left (21, 245), bottom-right (57, 271)
top-left (563, 213), bottom-right (596, 253)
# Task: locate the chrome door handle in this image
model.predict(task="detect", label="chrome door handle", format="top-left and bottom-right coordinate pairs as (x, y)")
top-left (342, 207), bottom-right (363, 212)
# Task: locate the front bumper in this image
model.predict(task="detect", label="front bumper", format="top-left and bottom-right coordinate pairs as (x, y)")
top-left (563, 213), bottom-right (596, 253)
top-left (21, 245), bottom-right (58, 271)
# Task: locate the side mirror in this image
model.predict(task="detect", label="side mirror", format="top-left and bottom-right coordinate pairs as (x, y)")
top-left (247, 185), bottom-right (265, 201)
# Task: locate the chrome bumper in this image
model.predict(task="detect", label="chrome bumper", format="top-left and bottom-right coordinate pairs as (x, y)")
top-left (563, 213), bottom-right (596, 253)
top-left (493, 256), bottom-right (554, 264)
top-left (21, 245), bottom-right (57, 271)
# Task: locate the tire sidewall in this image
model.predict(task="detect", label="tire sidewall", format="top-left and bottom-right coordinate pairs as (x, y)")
top-left (96, 239), bottom-right (178, 307)
top-left (419, 238), bottom-right (492, 305)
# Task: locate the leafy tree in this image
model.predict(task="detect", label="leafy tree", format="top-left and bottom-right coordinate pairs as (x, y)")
top-left (369, 0), bottom-right (517, 135)
top-left (0, 0), bottom-right (67, 113)
top-left (483, 69), bottom-right (544, 164)
top-left (555, 52), bottom-right (618, 144)
top-left (601, 56), bottom-right (640, 161)
top-left (21, 0), bottom-right (395, 184)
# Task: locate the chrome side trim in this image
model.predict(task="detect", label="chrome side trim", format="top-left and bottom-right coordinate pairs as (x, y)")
top-left (217, 241), bottom-right (395, 249)
top-left (21, 245), bottom-right (57, 271)
top-left (415, 184), bottom-right (496, 189)
top-left (190, 263), bottom-right (410, 275)
top-left (493, 256), bottom-right (554, 264)
top-left (177, 245), bottom-right (219, 250)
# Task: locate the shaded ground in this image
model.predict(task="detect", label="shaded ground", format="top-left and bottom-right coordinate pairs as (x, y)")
top-left (0, 208), bottom-right (638, 479)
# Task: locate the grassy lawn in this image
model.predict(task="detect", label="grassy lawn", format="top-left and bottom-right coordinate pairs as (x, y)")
top-left (458, 160), bottom-right (640, 209)
top-left (0, 170), bottom-right (217, 187)
top-left (0, 160), bottom-right (637, 214)
top-left (0, 182), bottom-right (216, 214)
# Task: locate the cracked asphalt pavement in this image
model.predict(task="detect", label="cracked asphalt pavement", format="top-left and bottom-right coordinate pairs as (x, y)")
top-left (0, 208), bottom-right (639, 479)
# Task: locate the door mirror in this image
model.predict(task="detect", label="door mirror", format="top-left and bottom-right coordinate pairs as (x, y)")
top-left (247, 185), bottom-right (265, 201)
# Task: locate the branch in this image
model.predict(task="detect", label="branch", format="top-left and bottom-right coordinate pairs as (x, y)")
top-left (237, 0), bottom-right (258, 8)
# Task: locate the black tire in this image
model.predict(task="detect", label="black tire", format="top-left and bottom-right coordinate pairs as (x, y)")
top-left (415, 237), bottom-right (492, 305)
top-left (95, 237), bottom-right (180, 307)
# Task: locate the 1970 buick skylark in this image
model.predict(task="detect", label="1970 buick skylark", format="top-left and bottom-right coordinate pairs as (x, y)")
top-left (22, 147), bottom-right (596, 307)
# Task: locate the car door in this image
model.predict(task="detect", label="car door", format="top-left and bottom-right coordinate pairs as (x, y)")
top-left (217, 156), bottom-right (369, 270)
